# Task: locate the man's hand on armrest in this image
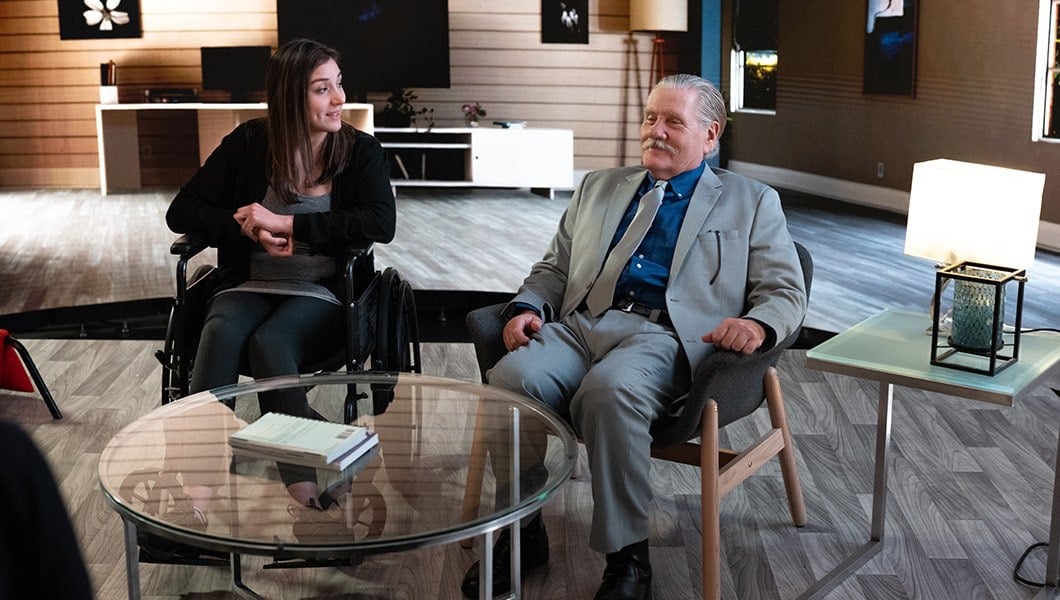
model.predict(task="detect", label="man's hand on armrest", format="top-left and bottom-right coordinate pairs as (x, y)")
top-left (701, 317), bottom-right (767, 355)
top-left (503, 311), bottom-right (543, 352)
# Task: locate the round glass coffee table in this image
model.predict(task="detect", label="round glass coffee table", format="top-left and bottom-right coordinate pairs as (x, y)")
top-left (99, 372), bottom-right (577, 599)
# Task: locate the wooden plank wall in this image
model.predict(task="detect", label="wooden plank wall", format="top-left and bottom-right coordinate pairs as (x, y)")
top-left (0, 0), bottom-right (669, 189)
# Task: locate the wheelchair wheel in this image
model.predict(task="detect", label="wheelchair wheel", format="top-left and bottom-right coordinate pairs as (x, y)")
top-left (158, 264), bottom-right (223, 405)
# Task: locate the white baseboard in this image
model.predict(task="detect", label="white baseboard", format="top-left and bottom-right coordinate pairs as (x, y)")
top-left (728, 160), bottom-right (1060, 254)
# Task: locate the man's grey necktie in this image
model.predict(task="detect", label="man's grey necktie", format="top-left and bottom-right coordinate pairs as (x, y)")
top-left (584, 179), bottom-right (667, 316)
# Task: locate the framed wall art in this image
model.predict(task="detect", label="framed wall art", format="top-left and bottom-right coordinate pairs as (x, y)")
top-left (864, 0), bottom-right (917, 96)
top-left (542, 0), bottom-right (588, 44)
top-left (58, 0), bottom-right (143, 40)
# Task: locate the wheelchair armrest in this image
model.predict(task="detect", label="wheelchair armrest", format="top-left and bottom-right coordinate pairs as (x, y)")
top-left (170, 232), bottom-right (209, 259)
top-left (651, 327), bottom-right (799, 446)
top-left (343, 244), bottom-right (374, 307)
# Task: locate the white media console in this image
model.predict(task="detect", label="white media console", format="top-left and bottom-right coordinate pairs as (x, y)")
top-left (369, 127), bottom-right (573, 197)
top-left (95, 105), bottom-right (573, 198)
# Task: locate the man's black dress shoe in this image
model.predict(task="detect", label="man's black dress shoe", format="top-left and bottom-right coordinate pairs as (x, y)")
top-left (594, 539), bottom-right (652, 600)
top-left (461, 513), bottom-right (549, 598)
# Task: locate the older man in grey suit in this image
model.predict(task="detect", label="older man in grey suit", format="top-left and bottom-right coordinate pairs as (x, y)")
top-left (462, 74), bottom-right (807, 600)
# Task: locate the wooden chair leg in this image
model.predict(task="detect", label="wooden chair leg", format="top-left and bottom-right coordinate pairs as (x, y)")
top-left (460, 402), bottom-right (490, 549)
top-left (701, 399), bottom-right (721, 600)
top-left (764, 366), bottom-right (806, 527)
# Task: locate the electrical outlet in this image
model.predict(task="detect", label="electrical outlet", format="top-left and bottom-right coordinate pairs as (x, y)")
top-left (876, 162), bottom-right (885, 178)
top-left (141, 145), bottom-right (152, 160)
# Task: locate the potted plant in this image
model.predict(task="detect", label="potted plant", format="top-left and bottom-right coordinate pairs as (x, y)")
top-left (461, 102), bottom-right (486, 127)
top-left (378, 89), bottom-right (434, 129)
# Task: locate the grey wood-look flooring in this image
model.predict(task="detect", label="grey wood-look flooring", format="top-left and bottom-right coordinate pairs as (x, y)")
top-left (4, 187), bottom-right (1060, 333)
top-left (3, 186), bottom-right (1060, 599)
top-left (3, 338), bottom-right (1059, 600)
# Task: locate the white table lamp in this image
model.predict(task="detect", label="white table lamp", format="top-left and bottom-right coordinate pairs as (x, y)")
top-left (904, 158), bottom-right (1045, 374)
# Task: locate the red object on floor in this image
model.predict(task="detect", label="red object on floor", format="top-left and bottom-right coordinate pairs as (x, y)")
top-left (0, 329), bottom-right (34, 393)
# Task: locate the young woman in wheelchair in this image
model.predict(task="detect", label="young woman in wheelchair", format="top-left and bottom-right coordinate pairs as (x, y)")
top-left (165, 38), bottom-right (395, 508)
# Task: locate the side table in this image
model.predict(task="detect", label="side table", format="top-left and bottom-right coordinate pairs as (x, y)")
top-left (800, 308), bottom-right (1060, 597)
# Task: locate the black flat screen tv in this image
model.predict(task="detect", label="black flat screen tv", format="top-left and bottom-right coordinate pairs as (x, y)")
top-left (277, 0), bottom-right (450, 100)
top-left (200, 46), bottom-right (271, 102)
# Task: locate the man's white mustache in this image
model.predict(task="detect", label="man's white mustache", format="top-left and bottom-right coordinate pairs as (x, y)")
top-left (642, 138), bottom-right (676, 154)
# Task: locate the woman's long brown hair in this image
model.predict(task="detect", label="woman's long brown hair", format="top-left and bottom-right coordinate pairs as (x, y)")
top-left (265, 38), bottom-right (352, 204)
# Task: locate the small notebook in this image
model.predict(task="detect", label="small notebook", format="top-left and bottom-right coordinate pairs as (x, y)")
top-left (229, 412), bottom-right (378, 471)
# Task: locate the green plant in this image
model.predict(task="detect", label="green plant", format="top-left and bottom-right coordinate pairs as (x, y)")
top-left (380, 88), bottom-right (434, 130)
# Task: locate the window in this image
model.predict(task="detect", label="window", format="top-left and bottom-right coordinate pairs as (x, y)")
top-left (731, 50), bottom-right (777, 112)
top-left (731, 0), bottom-right (778, 114)
top-left (1033, 0), bottom-right (1060, 141)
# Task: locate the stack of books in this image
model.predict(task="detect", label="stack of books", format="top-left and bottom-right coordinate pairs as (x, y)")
top-left (228, 412), bottom-right (378, 471)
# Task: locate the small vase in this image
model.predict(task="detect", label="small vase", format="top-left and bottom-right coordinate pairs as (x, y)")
top-left (465, 115), bottom-right (479, 127)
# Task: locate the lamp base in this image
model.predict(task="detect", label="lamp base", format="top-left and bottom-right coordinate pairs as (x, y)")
top-left (930, 261), bottom-right (1025, 376)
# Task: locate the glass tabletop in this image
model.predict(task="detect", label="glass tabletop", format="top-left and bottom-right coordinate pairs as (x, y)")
top-left (98, 372), bottom-right (577, 558)
top-left (806, 308), bottom-right (1060, 406)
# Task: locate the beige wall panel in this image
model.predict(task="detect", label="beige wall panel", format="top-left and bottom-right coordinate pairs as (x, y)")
top-left (0, 0), bottom-right (648, 189)
top-left (0, 167), bottom-right (97, 188)
top-left (0, 136), bottom-right (97, 155)
top-left (0, 154), bottom-right (98, 168)
top-left (0, 119), bottom-right (96, 138)
top-left (3, 2), bottom-right (48, 18)
top-left (144, 0), bottom-right (275, 14)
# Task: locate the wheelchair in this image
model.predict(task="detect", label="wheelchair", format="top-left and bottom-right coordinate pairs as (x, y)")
top-left (155, 232), bottom-right (421, 424)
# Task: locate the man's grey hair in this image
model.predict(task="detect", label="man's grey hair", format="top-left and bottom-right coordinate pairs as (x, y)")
top-left (654, 73), bottom-right (728, 140)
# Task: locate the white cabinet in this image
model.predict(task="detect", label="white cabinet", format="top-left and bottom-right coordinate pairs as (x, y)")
top-left (95, 103), bottom-right (374, 195)
top-left (374, 127), bottom-right (573, 196)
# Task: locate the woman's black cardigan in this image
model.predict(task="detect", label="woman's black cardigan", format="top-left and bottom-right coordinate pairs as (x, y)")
top-left (166, 118), bottom-right (396, 301)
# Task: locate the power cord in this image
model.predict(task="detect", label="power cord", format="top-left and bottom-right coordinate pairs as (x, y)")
top-left (1013, 391), bottom-right (1060, 587)
top-left (1013, 542), bottom-right (1049, 587)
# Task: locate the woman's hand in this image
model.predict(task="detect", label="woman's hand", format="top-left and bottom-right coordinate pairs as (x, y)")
top-left (234, 203), bottom-right (293, 240)
top-left (234, 203), bottom-right (295, 256)
top-left (254, 229), bottom-right (294, 257)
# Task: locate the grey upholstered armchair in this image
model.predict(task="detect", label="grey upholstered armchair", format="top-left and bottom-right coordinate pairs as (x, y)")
top-left (463, 241), bottom-right (813, 600)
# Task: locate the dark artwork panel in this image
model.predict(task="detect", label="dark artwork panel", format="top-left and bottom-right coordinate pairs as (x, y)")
top-left (864, 0), bottom-right (917, 96)
top-left (58, 0), bottom-right (142, 40)
top-left (542, 0), bottom-right (588, 44)
top-left (277, 0), bottom-right (450, 96)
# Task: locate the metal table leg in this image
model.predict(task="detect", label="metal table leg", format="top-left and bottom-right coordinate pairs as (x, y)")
top-left (799, 382), bottom-right (894, 599)
top-left (122, 518), bottom-right (141, 600)
top-left (1046, 422), bottom-right (1060, 586)
top-left (479, 528), bottom-right (494, 600)
top-left (231, 552), bottom-right (265, 599)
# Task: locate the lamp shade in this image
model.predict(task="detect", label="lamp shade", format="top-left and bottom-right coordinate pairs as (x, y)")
top-left (904, 159), bottom-right (1045, 270)
top-left (630, 0), bottom-right (687, 32)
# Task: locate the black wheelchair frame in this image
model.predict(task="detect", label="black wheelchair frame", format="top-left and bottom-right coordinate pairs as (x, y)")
top-left (155, 232), bottom-right (421, 423)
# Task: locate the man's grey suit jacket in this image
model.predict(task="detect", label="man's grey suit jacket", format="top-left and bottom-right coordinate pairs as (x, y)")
top-left (510, 164), bottom-right (808, 371)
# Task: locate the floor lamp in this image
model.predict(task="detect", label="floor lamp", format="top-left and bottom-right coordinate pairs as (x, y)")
top-left (630, 0), bottom-right (688, 84)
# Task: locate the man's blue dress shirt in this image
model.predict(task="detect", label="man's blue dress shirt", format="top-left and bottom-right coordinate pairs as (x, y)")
top-left (610, 160), bottom-right (706, 310)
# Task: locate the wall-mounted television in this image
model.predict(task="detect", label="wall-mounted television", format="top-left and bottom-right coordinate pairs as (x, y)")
top-left (277, 0), bottom-right (450, 101)
top-left (200, 46), bottom-right (271, 103)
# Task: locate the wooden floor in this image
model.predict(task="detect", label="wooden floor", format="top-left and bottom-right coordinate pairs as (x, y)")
top-left (3, 186), bottom-right (1060, 599)
top-left (4, 186), bottom-right (1060, 333)
top-left (4, 339), bottom-right (1059, 599)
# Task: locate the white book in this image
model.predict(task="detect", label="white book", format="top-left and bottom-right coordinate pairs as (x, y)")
top-left (229, 412), bottom-right (378, 471)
